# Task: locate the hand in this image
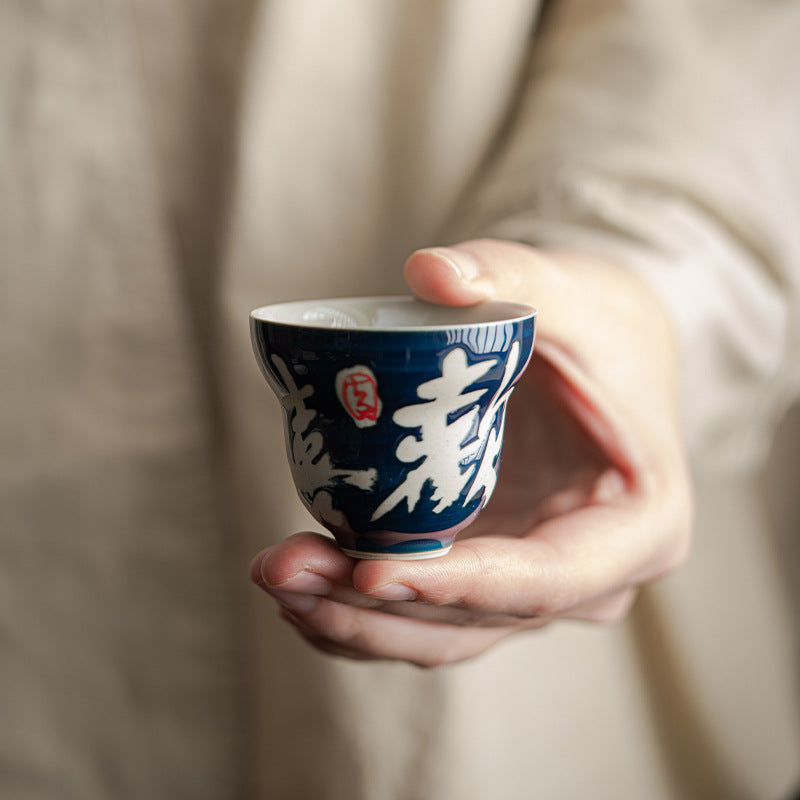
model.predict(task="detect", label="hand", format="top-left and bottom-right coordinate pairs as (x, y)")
top-left (250, 239), bottom-right (693, 667)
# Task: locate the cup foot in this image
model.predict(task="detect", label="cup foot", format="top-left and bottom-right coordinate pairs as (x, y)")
top-left (341, 545), bottom-right (453, 561)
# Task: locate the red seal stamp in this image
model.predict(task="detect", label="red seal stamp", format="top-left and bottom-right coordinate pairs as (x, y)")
top-left (336, 366), bottom-right (381, 428)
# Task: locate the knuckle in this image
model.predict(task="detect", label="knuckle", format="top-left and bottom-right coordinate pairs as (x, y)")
top-left (320, 609), bottom-right (366, 648)
top-left (413, 585), bottom-right (453, 607)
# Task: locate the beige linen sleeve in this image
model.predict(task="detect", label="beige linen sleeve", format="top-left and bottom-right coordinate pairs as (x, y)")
top-left (449, 0), bottom-right (800, 473)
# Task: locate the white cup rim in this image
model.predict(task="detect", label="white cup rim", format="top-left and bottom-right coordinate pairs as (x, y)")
top-left (250, 295), bottom-right (536, 333)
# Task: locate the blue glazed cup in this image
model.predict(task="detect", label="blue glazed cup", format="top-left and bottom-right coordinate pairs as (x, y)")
top-left (250, 296), bottom-right (536, 560)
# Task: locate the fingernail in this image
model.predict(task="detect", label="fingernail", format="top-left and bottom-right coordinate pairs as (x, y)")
top-left (366, 583), bottom-right (417, 602)
top-left (271, 571), bottom-right (331, 595)
top-left (428, 248), bottom-right (481, 282)
top-left (249, 551), bottom-right (269, 585)
top-left (268, 589), bottom-right (319, 614)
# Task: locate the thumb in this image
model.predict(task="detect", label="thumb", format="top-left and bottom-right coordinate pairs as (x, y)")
top-left (403, 239), bottom-right (558, 307)
top-left (402, 243), bottom-right (493, 306)
top-left (406, 238), bottom-right (673, 483)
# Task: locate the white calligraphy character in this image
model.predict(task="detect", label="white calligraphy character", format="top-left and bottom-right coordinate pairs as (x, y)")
top-left (372, 342), bottom-right (521, 521)
top-left (270, 356), bottom-right (377, 525)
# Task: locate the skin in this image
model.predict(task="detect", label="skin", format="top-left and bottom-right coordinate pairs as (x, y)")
top-left (250, 239), bottom-right (693, 667)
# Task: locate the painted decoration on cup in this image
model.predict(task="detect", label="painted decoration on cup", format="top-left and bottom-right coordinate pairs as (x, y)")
top-left (274, 343), bottom-right (519, 525)
top-left (372, 342), bottom-right (519, 519)
top-left (250, 296), bottom-right (536, 558)
top-left (336, 365), bottom-right (381, 428)
top-left (269, 355), bottom-right (377, 529)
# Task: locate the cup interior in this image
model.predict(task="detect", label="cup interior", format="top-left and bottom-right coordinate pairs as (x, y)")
top-left (250, 296), bottom-right (535, 331)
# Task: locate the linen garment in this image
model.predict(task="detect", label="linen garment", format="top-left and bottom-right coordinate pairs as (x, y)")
top-left (2, 1), bottom-right (800, 799)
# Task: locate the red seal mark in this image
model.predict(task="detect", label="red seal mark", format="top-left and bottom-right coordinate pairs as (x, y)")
top-left (336, 366), bottom-right (382, 428)
top-left (343, 373), bottom-right (378, 421)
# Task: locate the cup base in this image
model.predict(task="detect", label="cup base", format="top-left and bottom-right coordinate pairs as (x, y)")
top-left (341, 545), bottom-right (453, 561)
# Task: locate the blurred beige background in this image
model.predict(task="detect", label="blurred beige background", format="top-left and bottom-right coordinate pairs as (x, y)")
top-left (3, 2), bottom-right (800, 799)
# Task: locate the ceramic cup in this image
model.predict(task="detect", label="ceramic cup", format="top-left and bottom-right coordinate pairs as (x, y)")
top-left (250, 296), bottom-right (536, 560)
